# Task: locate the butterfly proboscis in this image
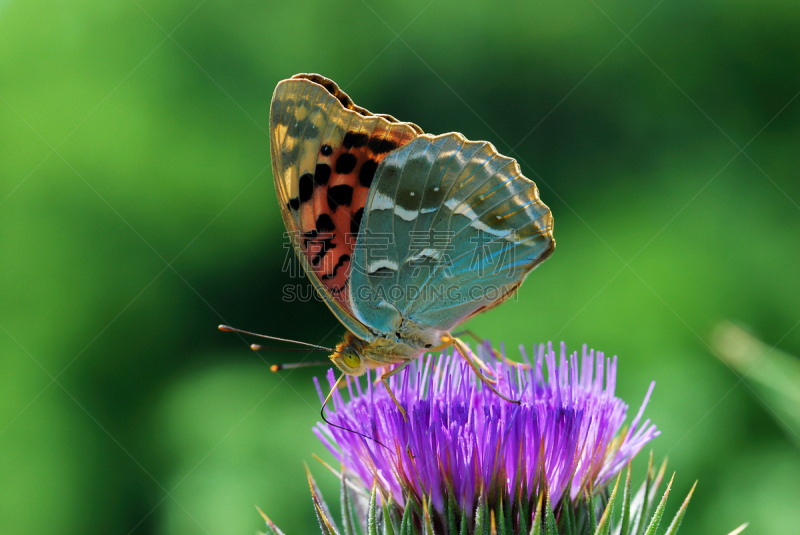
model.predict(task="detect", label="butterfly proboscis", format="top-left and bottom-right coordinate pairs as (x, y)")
top-left (218, 324), bottom-right (390, 450)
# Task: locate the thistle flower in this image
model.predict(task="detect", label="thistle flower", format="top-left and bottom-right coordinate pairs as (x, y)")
top-left (315, 343), bottom-right (656, 509)
top-left (260, 342), bottom-right (728, 534)
top-left (308, 343), bottom-right (652, 526)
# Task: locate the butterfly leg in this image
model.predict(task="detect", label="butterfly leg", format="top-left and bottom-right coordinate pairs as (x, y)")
top-left (453, 329), bottom-right (504, 363)
top-left (379, 361), bottom-right (412, 422)
top-left (452, 329), bottom-right (532, 370)
top-left (441, 334), bottom-right (496, 378)
top-left (450, 336), bottom-right (521, 405)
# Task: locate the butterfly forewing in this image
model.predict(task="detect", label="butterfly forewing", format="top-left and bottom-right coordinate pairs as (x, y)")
top-left (270, 75), bottom-right (421, 338)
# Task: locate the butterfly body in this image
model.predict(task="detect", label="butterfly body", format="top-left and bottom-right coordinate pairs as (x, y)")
top-left (271, 74), bottom-right (554, 379)
top-left (332, 326), bottom-right (436, 376)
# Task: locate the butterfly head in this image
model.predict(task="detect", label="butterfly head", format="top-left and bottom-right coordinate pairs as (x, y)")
top-left (330, 333), bottom-right (368, 376)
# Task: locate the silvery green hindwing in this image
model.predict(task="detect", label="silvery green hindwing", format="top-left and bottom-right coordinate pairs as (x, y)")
top-left (257, 343), bottom-right (749, 535)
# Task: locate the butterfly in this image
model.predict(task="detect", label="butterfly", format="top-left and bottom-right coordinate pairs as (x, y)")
top-left (267, 73), bottom-right (554, 418)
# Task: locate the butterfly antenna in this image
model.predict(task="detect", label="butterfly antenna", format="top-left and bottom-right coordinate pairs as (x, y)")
top-left (269, 360), bottom-right (330, 372)
top-left (250, 343), bottom-right (330, 353)
top-left (321, 372), bottom-right (389, 451)
top-left (218, 325), bottom-right (335, 352)
top-left (249, 344), bottom-right (330, 371)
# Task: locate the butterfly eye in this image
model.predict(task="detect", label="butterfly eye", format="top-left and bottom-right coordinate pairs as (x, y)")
top-left (342, 347), bottom-right (361, 369)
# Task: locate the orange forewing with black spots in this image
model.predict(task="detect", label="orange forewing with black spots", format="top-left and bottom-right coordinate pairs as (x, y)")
top-left (271, 75), bottom-right (421, 315)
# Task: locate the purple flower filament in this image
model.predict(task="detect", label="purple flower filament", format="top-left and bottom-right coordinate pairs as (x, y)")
top-left (313, 342), bottom-right (658, 517)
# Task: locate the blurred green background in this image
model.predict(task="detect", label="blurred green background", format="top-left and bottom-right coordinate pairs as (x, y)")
top-left (2, 0), bottom-right (799, 533)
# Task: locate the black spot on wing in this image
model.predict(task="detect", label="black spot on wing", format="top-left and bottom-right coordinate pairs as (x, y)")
top-left (311, 239), bottom-right (335, 266)
top-left (368, 137), bottom-right (397, 154)
top-left (321, 254), bottom-right (350, 280)
top-left (330, 277), bottom-right (348, 295)
top-left (327, 185), bottom-right (353, 211)
top-left (301, 229), bottom-right (317, 246)
top-left (320, 144), bottom-right (333, 156)
top-left (314, 163), bottom-right (331, 186)
top-left (359, 159), bottom-right (378, 188)
top-left (299, 173), bottom-right (314, 203)
top-left (287, 198), bottom-right (300, 211)
top-left (335, 153), bottom-right (358, 174)
top-left (316, 213), bottom-right (335, 233)
top-left (302, 229), bottom-right (336, 266)
top-left (343, 132), bottom-right (369, 149)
